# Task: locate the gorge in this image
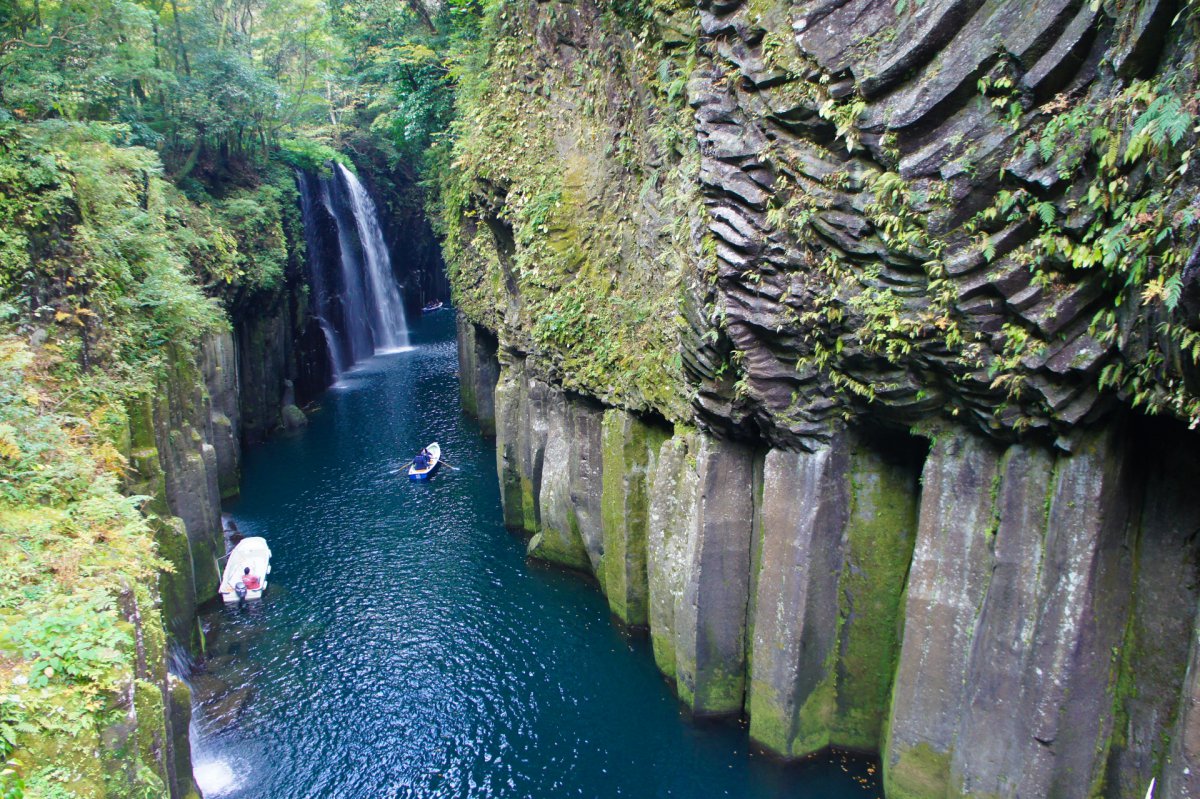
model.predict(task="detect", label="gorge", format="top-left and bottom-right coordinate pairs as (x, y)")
top-left (1, 0), bottom-right (1199, 794)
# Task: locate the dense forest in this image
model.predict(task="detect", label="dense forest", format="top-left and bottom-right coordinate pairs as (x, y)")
top-left (0, 0), bottom-right (460, 792)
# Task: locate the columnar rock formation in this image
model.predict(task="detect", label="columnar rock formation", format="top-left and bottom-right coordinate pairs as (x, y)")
top-left (458, 317), bottom-right (1200, 798)
top-left (443, 0), bottom-right (1200, 792)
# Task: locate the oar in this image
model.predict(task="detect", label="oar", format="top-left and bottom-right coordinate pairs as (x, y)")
top-left (389, 459), bottom-right (414, 474)
top-left (439, 458), bottom-right (461, 472)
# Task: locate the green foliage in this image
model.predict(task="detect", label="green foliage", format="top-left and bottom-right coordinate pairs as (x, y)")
top-left (0, 120), bottom-right (226, 392)
top-left (277, 138), bottom-right (351, 174)
top-left (5, 596), bottom-right (130, 689)
top-left (215, 185), bottom-right (289, 296)
top-left (0, 338), bottom-right (167, 793)
top-left (981, 75), bottom-right (1200, 424)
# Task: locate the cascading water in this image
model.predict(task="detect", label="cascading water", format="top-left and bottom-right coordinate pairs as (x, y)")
top-left (319, 178), bottom-right (377, 364)
top-left (295, 164), bottom-right (411, 381)
top-left (336, 164), bottom-right (411, 352)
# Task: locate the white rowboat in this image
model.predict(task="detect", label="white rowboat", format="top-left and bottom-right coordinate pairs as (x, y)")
top-left (408, 442), bottom-right (441, 481)
top-left (219, 536), bottom-right (272, 603)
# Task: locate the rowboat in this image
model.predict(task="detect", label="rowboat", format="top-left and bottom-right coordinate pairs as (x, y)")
top-left (422, 300), bottom-right (444, 313)
top-left (408, 442), bottom-right (441, 481)
top-left (219, 536), bottom-right (272, 603)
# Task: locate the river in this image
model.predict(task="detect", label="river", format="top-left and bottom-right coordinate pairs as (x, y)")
top-left (188, 312), bottom-right (882, 799)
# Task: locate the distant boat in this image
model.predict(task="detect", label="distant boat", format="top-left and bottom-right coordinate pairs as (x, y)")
top-left (408, 442), bottom-right (441, 481)
top-left (422, 300), bottom-right (444, 313)
top-left (219, 536), bottom-right (272, 603)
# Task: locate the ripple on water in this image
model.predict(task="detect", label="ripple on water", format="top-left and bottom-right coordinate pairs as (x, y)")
top-left (190, 315), bottom-right (884, 799)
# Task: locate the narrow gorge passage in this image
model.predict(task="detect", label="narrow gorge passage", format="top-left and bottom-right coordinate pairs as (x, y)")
top-left (187, 313), bottom-right (880, 799)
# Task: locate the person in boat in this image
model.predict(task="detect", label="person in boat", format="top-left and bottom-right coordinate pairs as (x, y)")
top-left (240, 566), bottom-right (261, 591)
top-left (413, 447), bottom-right (431, 470)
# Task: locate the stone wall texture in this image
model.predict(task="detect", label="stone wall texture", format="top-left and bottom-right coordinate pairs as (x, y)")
top-left (443, 0), bottom-right (1200, 792)
top-left (460, 323), bottom-right (1200, 798)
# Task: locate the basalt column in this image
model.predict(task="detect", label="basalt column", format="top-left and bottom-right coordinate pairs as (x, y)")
top-left (747, 428), bottom-right (921, 757)
top-left (884, 428), bottom-right (1149, 799)
top-left (456, 313), bottom-right (500, 436)
top-left (529, 390), bottom-right (605, 573)
top-left (673, 436), bottom-right (757, 716)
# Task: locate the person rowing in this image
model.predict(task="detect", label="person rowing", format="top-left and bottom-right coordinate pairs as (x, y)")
top-left (413, 447), bottom-right (431, 471)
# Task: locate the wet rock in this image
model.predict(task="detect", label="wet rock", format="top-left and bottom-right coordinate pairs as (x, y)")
top-left (647, 429), bottom-right (702, 681)
top-left (203, 332), bottom-right (241, 499)
top-left (748, 435), bottom-right (851, 757)
top-left (529, 391), bottom-right (595, 572)
top-left (281, 404), bottom-right (308, 431)
top-left (457, 313), bottom-right (501, 436)
top-left (601, 409), bottom-right (670, 626)
top-left (747, 428), bottom-right (922, 757)
top-left (494, 355), bottom-right (551, 533)
top-left (885, 433), bottom-right (1004, 799)
top-left (674, 434), bottom-right (756, 716)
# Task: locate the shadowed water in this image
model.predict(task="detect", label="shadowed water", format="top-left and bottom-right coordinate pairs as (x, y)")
top-left (189, 313), bottom-right (882, 799)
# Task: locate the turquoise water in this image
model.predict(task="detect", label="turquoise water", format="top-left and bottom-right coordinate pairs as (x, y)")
top-left (189, 313), bottom-right (882, 799)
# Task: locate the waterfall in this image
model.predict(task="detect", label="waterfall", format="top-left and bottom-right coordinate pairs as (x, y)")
top-left (336, 163), bottom-right (410, 352)
top-left (295, 164), bottom-right (411, 381)
top-left (319, 177), bottom-right (377, 363)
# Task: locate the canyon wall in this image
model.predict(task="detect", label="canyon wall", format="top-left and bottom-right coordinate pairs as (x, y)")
top-left (444, 0), bottom-right (1200, 790)
top-left (460, 320), bottom-right (1200, 797)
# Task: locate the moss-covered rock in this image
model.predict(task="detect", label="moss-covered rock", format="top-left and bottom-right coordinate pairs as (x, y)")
top-left (673, 434), bottom-right (756, 717)
top-left (647, 428), bottom-right (701, 682)
top-left (600, 409), bottom-right (670, 627)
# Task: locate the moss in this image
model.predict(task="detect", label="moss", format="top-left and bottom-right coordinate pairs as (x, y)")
top-left (886, 742), bottom-right (953, 799)
top-left (527, 507), bottom-right (591, 570)
top-left (132, 678), bottom-right (168, 782)
top-left (652, 630), bottom-right (678, 682)
top-left (520, 475), bottom-right (539, 534)
top-left (439, 0), bottom-right (698, 421)
top-left (830, 445), bottom-right (921, 750)
top-left (499, 457), bottom-right (527, 531)
top-left (601, 410), bottom-right (668, 627)
top-left (189, 534), bottom-right (221, 603)
top-left (154, 515), bottom-right (198, 646)
top-left (692, 661), bottom-right (744, 716)
top-left (168, 677), bottom-right (199, 798)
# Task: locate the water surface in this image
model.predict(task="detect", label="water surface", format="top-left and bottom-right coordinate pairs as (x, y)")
top-left (190, 313), bottom-right (882, 799)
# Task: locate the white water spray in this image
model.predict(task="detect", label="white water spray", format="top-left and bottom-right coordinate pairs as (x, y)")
top-left (336, 163), bottom-right (411, 352)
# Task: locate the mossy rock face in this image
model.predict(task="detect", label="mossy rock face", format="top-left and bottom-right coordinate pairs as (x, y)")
top-left (495, 360), bottom-right (531, 531)
top-left (530, 391), bottom-right (596, 572)
top-left (747, 440), bottom-right (851, 758)
top-left (830, 435), bottom-right (922, 750)
top-left (744, 430), bottom-right (922, 760)
top-left (883, 434), bottom-right (1003, 796)
top-left (600, 409), bottom-right (670, 628)
top-left (169, 675), bottom-right (201, 799)
top-left (155, 515), bottom-right (199, 646)
top-left (441, 0), bottom-right (696, 423)
top-left (673, 435), bottom-right (756, 717)
top-left (493, 358), bottom-right (552, 536)
top-left (886, 742), bottom-right (954, 799)
top-left (647, 428), bottom-right (700, 683)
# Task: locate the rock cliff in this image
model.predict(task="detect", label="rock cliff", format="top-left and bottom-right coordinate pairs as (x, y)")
top-left (445, 0), bottom-right (1200, 793)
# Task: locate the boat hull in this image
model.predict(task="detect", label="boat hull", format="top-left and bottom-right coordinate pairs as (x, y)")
top-left (219, 536), bottom-right (272, 603)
